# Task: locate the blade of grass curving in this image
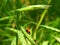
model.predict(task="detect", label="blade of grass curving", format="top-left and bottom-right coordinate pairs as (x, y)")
top-left (20, 26), bottom-right (35, 45)
top-left (6, 28), bottom-right (18, 33)
top-left (0, 16), bottom-right (14, 21)
top-left (10, 5), bottom-right (50, 12)
top-left (18, 31), bottom-right (27, 45)
top-left (34, 0), bottom-right (51, 40)
top-left (41, 25), bottom-right (60, 32)
top-left (15, 0), bottom-right (21, 45)
top-left (6, 27), bottom-right (35, 44)
top-left (52, 35), bottom-right (60, 42)
top-left (11, 37), bottom-right (16, 45)
top-left (42, 41), bottom-right (49, 45)
top-left (26, 38), bottom-right (31, 45)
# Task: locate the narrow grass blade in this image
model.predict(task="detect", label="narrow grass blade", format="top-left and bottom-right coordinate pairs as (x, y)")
top-left (6, 28), bottom-right (18, 33)
top-left (20, 26), bottom-right (35, 45)
top-left (18, 31), bottom-right (27, 45)
top-left (11, 37), bottom-right (16, 45)
top-left (53, 35), bottom-right (60, 43)
top-left (10, 5), bottom-right (50, 12)
top-left (41, 25), bottom-right (60, 32)
top-left (26, 38), bottom-right (31, 45)
top-left (0, 16), bottom-right (13, 21)
top-left (42, 41), bottom-right (49, 45)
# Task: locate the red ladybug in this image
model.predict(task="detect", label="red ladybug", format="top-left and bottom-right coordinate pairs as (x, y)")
top-left (26, 27), bottom-right (30, 33)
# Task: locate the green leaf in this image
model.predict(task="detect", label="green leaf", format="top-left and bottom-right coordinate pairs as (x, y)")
top-left (10, 5), bottom-right (50, 12)
top-left (18, 31), bottom-right (27, 45)
top-left (20, 26), bottom-right (35, 45)
top-left (0, 16), bottom-right (13, 21)
top-left (11, 37), bottom-right (16, 45)
top-left (53, 36), bottom-right (60, 42)
top-left (6, 28), bottom-right (18, 33)
top-left (42, 41), bottom-right (49, 45)
top-left (41, 25), bottom-right (60, 32)
top-left (26, 39), bottom-right (31, 45)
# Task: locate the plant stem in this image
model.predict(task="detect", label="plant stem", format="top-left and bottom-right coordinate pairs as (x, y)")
top-left (16, 0), bottom-right (20, 45)
top-left (34, 0), bottom-right (52, 40)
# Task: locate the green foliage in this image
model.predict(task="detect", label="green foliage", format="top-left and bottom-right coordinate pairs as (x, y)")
top-left (0, 0), bottom-right (60, 45)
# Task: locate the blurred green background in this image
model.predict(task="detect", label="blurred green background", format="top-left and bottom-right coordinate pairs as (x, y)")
top-left (0, 0), bottom-right (60, 45)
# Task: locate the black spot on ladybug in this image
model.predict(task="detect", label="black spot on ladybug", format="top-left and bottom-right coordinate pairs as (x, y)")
top-left (26, 28), bottom-right (30, 34)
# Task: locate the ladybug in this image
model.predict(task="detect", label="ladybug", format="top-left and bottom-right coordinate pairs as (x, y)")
top-left (26, 27), bottom-right (30, 33)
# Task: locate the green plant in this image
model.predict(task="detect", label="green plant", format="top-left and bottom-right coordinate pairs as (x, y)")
top-left (0, 0), bottom-right (60, 45)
